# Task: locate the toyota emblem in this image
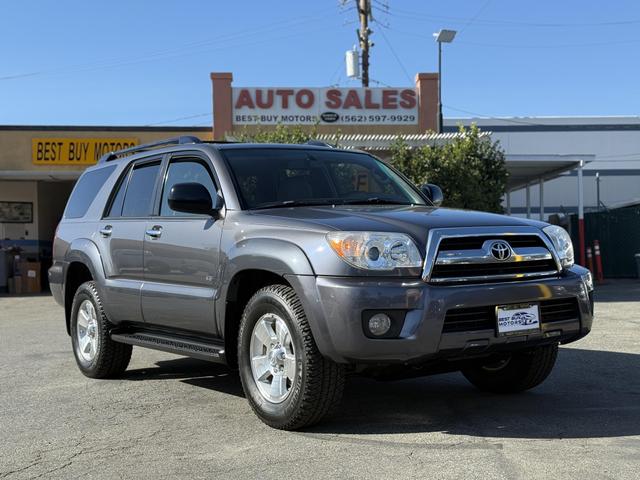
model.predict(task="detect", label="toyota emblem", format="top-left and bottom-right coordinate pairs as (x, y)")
top-left (489, 240), bottom-right (512, 261)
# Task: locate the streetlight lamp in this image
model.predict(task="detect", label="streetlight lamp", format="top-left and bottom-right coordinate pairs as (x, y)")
top-left (433, 29), bottom-right (457, 134)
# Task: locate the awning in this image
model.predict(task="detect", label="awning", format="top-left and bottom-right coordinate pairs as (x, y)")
top-left (0, 170), bottom-right (83, 181)
top-left (505, 154), bottom-right (595, 191)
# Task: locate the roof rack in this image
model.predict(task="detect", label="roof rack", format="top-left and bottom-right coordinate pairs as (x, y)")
top-left (98, 135), bottom-right (202, 163)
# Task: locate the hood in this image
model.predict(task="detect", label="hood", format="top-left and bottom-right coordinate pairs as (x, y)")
top-left (248, 205), bottom-right (547, 248)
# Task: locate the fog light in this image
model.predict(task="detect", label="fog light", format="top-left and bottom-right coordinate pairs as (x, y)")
top-left (368, 313), bottom-right (391, 336)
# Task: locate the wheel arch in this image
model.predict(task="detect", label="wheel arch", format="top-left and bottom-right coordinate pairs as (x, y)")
top-left (219, 268), bottom-right (293, 369)
top-left (63, 239), bottom-right (106, 335)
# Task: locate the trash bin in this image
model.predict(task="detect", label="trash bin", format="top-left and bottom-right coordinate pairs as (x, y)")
top-left (636, 253), bottom-right (640, 279)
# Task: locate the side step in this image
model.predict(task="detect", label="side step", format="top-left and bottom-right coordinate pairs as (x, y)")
top-left (111, 330), bottom-right (226, 363)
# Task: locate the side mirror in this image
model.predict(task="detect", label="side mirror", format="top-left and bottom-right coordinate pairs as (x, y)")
top-left (168, 182), bottom-right (222, 216)
top-left (420, 183), bottom-right (444, 207)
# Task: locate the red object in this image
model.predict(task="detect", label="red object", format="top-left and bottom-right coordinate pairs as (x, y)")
top-left (578, 218), bottom-right (586, 266)
top-left (586, 247), bottom-right (594, 273)
top-left (593, 240), bottom-right (604, 283)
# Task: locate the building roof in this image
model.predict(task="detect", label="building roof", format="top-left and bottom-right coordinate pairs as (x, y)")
top-left (315, 131), bottom-right (490, 149)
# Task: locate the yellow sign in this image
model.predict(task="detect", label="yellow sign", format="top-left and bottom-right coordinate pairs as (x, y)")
top-left (32, 138), bottom-right (138, 165)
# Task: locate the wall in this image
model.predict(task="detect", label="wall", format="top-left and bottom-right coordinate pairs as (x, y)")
top-left (0, 180), bottom-right (38, 241)
top-left (0, 126), bottom-right (212, 173)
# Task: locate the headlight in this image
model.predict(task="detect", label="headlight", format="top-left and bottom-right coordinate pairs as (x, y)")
top-left (326, 231), bottom-right (422, 270)
top-left (542, 225), bottom-right (574, 268)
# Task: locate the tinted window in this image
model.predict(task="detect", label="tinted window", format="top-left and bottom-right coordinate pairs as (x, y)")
top-left (121, 162), bottom-right (161, 217)
top-left (223, 149), bottom-right (425, 209)
top-left (160, 160), bottom-right (217, 216)
top-left (65, 166), bottom-right (116, 218)
top-left (105, 171), bottom-right (128, 217)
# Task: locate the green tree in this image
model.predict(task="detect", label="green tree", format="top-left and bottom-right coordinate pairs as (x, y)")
top-left (389, 125), bottom-right (508, 213)
top-left (231, 124), bottom-right (342, 146)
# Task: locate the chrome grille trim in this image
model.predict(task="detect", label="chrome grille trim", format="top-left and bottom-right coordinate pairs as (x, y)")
top-left (429, 270), bottom-right (560, 284)
top-left (435, 245), bottom-right (552, 265)
top-left (423, 226), bottom-right (562, 284)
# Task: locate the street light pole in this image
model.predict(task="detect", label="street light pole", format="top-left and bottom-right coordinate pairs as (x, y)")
top-left (433, 29), bottom-right (457, 134)
top-left (596, 171), bottom-right (601, 210)
top-left (437, 40), bottom-right (442, 134)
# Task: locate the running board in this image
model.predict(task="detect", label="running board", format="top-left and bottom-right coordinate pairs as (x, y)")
top-left (111, 330), bottom-right (226, 363)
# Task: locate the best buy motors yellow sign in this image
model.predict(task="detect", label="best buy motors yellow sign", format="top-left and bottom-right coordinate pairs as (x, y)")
top-left (32, 138), bottom-right (138, 165)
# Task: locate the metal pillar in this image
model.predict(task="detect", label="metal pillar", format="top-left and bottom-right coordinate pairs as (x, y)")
top-left (506, 190), bottom-right (511, 215)
top-left (437, 41), bottom-right (443, 133)
top-left (539, 178), bottom-right (544, 221)
top-left (525, 183), bottom-right (531, 219)
top-left (577, 161), bottom-right (585, 266)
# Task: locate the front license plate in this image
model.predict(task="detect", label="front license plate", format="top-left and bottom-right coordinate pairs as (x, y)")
top-left (496, 303), bottom-right (540, 336)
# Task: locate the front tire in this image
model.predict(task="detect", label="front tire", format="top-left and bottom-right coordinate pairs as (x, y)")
top-left (238, 284), bottom-right (345, 430)
top-left (461, 343), bottom-right (558, 393)
top-left (70, 281), bottom-right (132, 379)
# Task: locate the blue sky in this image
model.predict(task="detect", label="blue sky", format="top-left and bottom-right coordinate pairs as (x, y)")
top-left (1, 0), bottom-right (639, 125)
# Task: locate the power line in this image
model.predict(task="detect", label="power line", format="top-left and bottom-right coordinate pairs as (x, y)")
top-left (458, 0), bottom-right (492, 35)
top-left (383, 6), bottom-right (640, 28)
top-left (381, 23), bottom-right (640, 49)
top-left (456, 38), bottom-right (640, 49)
top-left (374, 20), bottom-right (413, 84)
top-left (0, 6), bottom-right (342, 81)
top-left (146, 113), bottom-right (212, 127)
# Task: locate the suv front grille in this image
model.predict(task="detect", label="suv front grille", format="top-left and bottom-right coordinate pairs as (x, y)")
top-left (426, 232), bottom-right (560, 284)
top-left (442, 297), bottom-right (580, 333)
top-left (438, 235), bottom-right (546, 251)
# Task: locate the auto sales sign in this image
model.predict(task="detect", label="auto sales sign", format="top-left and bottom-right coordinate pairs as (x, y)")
top-left (232, 87), bottom-right (418, 126)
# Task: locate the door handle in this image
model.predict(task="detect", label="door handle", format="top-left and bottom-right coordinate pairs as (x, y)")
top-left (145, 226), bottom-right (163, 238)
top-left (99, 225), bottom-right (112, 237)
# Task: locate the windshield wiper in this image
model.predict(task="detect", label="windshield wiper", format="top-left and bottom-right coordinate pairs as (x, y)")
top-left (340, 197), bottom-right (413, 206)
top-left (252, 197), bottom-right (415, 210)
top-left (252, 199), bottom-right (341, 210)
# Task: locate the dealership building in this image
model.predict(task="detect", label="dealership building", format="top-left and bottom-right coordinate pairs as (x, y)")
top-left (1, 71), bottom-right (639, 288)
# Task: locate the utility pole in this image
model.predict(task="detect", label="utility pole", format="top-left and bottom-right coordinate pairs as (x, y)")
top-left (357, 0), bottom-right (371, 87)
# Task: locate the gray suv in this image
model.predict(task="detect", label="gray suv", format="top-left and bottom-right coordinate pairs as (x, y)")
top-left (49, 136), bottom-right (594, 430)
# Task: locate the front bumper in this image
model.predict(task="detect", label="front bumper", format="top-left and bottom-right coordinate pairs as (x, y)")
top-left (287, 265), bottom-right (593, 364)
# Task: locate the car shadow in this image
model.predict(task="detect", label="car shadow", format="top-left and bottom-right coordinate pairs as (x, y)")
top-left (123, 357), bottom-right (244, 398)
top-left (122, 347), bottom-right (640, 439)
top-left (311, 347), bottom-right (640, 439)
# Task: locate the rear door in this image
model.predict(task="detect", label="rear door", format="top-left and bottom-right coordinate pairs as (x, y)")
top-left (140, 152), bottom-right (223, 335)
top-left (96, 157), bottom-right (163, 323)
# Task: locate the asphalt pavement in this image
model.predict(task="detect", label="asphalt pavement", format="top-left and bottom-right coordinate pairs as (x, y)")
top-left (1, 281), bottom-right (639, 479)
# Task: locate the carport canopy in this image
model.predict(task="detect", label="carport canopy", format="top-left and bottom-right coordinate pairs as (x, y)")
top-left (505, 154), bottom-right (594, 191)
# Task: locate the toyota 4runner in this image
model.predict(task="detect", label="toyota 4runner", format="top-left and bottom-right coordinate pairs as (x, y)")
top-left (49, 136), bottom-right (594, 430)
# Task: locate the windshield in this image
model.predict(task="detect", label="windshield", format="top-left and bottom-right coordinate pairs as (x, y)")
top-left (222, 148), bottom-right (427, 210)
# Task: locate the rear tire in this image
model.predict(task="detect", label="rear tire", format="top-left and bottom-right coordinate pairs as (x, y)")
top-left (461, 343), bottom-right (558, 393)
top-left (70, 281), bottom-right (132, 379)
top-left (238, 284), bottom-right (345, 430)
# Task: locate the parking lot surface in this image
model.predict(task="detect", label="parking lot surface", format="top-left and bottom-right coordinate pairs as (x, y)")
top-left (1, 282), bottom-right (639, 479)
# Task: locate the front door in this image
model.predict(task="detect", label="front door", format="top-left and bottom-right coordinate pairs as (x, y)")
top-left (141, 154), bottom-right (223, 335)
